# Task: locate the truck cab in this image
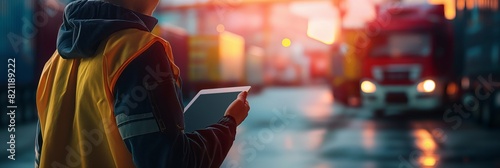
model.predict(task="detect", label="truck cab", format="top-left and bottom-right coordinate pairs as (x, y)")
top-left (360, 5), bottom-right (454, 114)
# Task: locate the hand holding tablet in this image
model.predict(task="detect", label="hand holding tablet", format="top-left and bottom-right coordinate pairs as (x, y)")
top-left (224, 91), bottom-right (250, 125)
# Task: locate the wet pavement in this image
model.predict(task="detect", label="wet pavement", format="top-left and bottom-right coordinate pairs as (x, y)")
top-left (2, 86), bottom-right (500, 168)
top-left (221, 86), bottom-right (500, 168)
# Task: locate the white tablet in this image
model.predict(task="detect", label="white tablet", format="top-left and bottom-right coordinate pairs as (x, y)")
top-left (183, 86), bottom-right (251, 132)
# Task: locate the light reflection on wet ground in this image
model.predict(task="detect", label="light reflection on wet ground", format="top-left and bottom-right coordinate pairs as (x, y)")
top-left (222, 85), bottom-right (500, 168)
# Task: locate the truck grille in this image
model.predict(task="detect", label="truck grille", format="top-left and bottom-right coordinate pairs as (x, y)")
top-left (383, 71), bottom-right (410, 81)
top-left (385, 92), bottom-right (408, 104)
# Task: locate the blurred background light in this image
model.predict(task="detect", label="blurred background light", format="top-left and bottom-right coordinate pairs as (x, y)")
top-left (307, 18), bottom-right (337, 45)
top-left (281, 38), bottom-right (291, 48)
top-left (361, 81), bottom-right (377, 93)
top-left (427, 0), bottom-right (456, 20)
top-left (417, 79), bottom-right (436, 93)
top-left (420, 156), bottom-right (437, 167)
top-left (216, 24), bottom-right (225, 33)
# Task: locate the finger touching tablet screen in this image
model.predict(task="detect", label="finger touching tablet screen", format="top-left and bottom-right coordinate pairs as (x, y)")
top-left (183, 86), bottom-right (251, 132)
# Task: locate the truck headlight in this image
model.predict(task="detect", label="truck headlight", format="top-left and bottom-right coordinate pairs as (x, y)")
top-left (417, 79), bottom-right (436, 93)
top-left (361, 81), bottom-right (377, 93)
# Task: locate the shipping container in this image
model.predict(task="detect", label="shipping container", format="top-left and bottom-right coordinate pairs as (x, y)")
top-left (245, 46), bottom-right (265, 91)
top-left (330, 29), bottom-right (364, 106)
top-left (1, 0), bottom-right (70, 125)
top-left (1, 0), bottom-right (35, 85)
top-left (307, 50), bottom-right (331, 80)
top-left (188, 31), bottom-right (245, 90)
top-left (454, 0), bottom-right (500, 127)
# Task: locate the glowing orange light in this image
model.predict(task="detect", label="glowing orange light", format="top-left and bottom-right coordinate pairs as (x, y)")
top-left (414, 129), bottom-right (439, 167)
top-left (414, 129), bottom-right (437, 152)
top-left (466, 0), bottom-right (475, 9)
top-left (445, 0), bottom-right (456, 20)
top-left (420, 156), bottom-right (437, 167)
top-left (216, 24), bottom-right (225, 33)
top-left (428, 0), bottom-right (456, 20)
top-left (457, 0), bottom-right (466, 10)
top-left (447, 82), bottom-right (458, 96)
top-left (219, 31), bottom-right (245, 81)
top-left (422, 138), bottom-right (436, 150)
top-left (494, 0), bottom-right (499, 11)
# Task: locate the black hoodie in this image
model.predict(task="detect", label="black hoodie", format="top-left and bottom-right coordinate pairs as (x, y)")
top-left (36, 1), bottom-right (237, 167)
top-left (57, 0), bottom-right (157, 59)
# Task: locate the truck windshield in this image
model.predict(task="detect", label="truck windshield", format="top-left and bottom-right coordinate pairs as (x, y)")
top-left (369, 33), bottom-right (431, 57)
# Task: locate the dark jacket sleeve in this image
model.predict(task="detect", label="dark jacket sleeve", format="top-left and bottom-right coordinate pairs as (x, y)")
top-left (113, 42), bottom-right (237, 168)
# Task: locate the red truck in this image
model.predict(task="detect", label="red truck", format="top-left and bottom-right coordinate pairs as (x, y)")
top-left (360, 4), bottom-right (456, 115)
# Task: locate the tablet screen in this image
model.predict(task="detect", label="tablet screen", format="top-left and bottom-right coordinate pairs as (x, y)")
top-left (183, 86), bottom-right (251, 132)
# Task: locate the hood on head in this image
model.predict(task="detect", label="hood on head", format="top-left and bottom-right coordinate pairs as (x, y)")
top-left (57, 0), bottom-right (158, 59)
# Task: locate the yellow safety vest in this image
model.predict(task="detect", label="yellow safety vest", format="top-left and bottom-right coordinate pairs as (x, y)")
top-left (36, 28), bottom-right (179, 168)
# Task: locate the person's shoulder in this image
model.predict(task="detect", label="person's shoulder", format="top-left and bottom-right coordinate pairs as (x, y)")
top-left (106, 29), bottom-right (164, 44)
top-left (102, 29), bottom-right (167, 56)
